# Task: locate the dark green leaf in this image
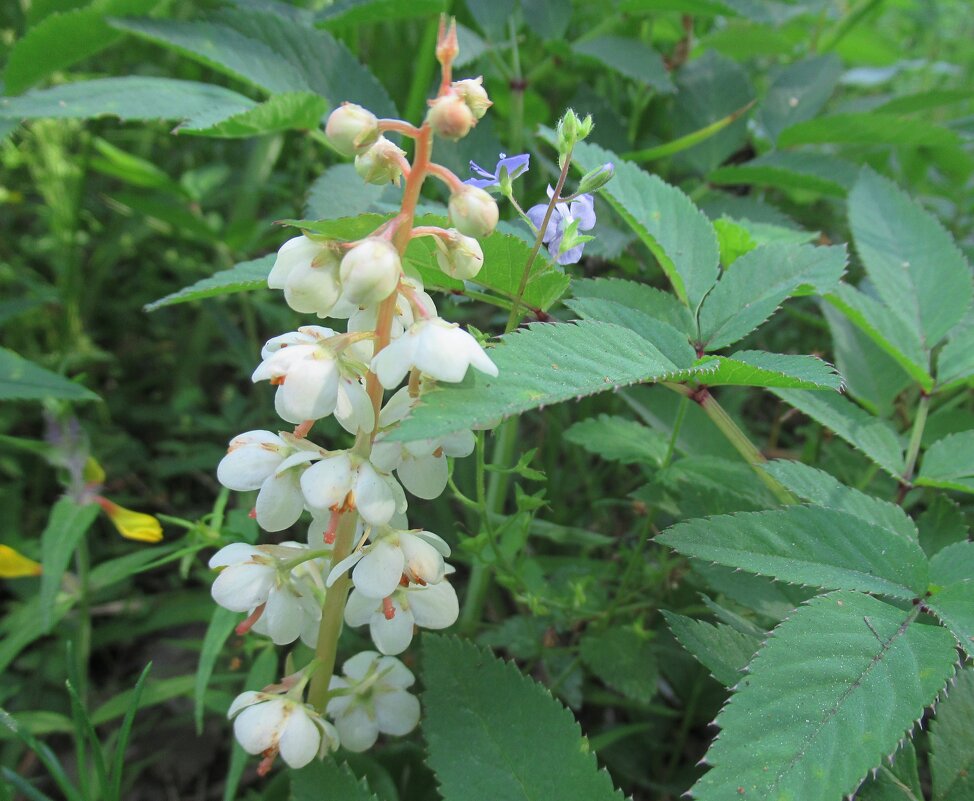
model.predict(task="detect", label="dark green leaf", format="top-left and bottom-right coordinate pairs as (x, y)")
top-left (305, 164), bottom-right (395, 220)
top-left (930, 667), bottom-right (974, 801)
top-left (573, 36), bottom-right (674, 93)
top-left (759, 54), bottom-right (842, 143)
top-left (290, 759), bottom-right (378, 801)
top-left (580, 628), bottom-right (658, 703)
top-left (570, 277), bottom-right (696, 335)
top-left (39, 499), bottom-right (100, 630)
top-left (564, 414), bottom-right (669, 466)
top-left (180, 92), bottom-right (329, 137)
top-left (916, 495), bottom-right (969, 559)
top-left (709, 151), bottom-right (858, 197)
top-left (778, 113), bottom-right (961, 148)
top-left (917, 431), bottom-right (974, 494)
top-left (194, 607), bottom-right (238, 734)
top-left (0, 348), bottom-right (100, 402)
top-left (662, 611), bottom-right (760, 687)
top-left (926, 541), bottom-right (974, 659)
top-left (144, 255), bottom-right (274, 311)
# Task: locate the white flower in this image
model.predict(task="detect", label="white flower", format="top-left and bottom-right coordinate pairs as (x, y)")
top-left (216, 431), bottom-right (320, 532)
top-left (229, 692), bottom-right (338, 769)
top-left (344, 576), bottom-right (459, 655)
top-left (326, 652), bottom-right (420, 752)
top-left (252, 327), bottom-right (346, 426)
top-left (448, 184), bottom-right (498, 238)
top-left (433, 228), bottom-right (484, 279)
top-left (267, 235), bottom-right (342, 317)
top-left (325, 103), bottom-right (379, 156)
top-left (345, 278), bottom-right (436, 362)
top-left (300, 451), bottom-right (407, 527)
top-left (327, 527), bottom-right (450, 599)
top-left (334, 375), bottom-right (375, 435)
top-left (339, 239), bottom-right (402, 306)
top-left (208, 542), bottom-right (326, 647)
top-left (371, 317), bottom-right (498, 389)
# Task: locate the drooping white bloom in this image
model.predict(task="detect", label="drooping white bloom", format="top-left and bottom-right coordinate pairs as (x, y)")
top-left (325, 103), bottom-right (379, 156)
top-left (339, 239), bottom-right (402, 306)
top-left (344, 576), bottom-right (459, 655)
top-left (216, 431), bottom-right (321, 531)
top-left (334, 375), bottom-right (374, 435)
top-left (229, 692), bottom-right (339, 768)
top-left (328, 527), bottom-right (450, 599)
top-left (267, 235), bottom-right (342, 317)
top-left (371, 317), bottom-right (498, 389)
top-left (433, 228), bottom-right (484, 279)
top-left (326, 652), bottom-right (420, 752)
top-left (300, 451), bottom-right (406, 527)
top-left (345, 278), bottom-right (436, 362)
top-left (209, 542), bottom-right (326, 647)
top-left (448, 184), bottom-right (498, 238)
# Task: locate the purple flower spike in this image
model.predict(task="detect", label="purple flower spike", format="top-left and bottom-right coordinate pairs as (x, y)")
top-left (526, 186), bottom-right (597, 265)
top-left (464, 153), bottom-right (530, 191)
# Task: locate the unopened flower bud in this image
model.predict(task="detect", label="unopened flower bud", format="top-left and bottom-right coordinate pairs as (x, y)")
top-left (339, 239), bottom-right (402, 305)
top-left (355, 136), bottom-right (406, 185)
top-left (555, 108), bottom-right (594, 163)
top-left (576, 162), bottom-right (614, 194)
top-left (451, 77), bottom-right (492, 119)
top-left (426, 94), bottom-right (476, 141)
top-left (433, 229), bottom-right (484, 280)
top-left (448, 185), bottom-right (498, 238)
top-left (325, 103), bottom-right (379, 157)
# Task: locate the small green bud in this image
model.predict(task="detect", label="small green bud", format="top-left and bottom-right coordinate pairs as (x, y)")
top-left (448, 185), bottom-right (499, 238)
top-left (555, 109), bottom-right (594, 160)
top-left (575, 162), bottom-right (614, 195)
top-left (433, 229), bottom-right (484, 279)
top-left (355, 136), bottom-right (406, 185)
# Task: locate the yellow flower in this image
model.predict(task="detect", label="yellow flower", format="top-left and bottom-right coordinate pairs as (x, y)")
top-left (0, 545), bottom-right (42, 578)
top-left (97, 498), bottom-right (164, 543)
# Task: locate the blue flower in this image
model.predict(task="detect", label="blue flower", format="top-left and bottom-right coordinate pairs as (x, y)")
top-left (464, 153), bottom-right (530, 191)
top-left (527, 187), bottom-right (596, 265)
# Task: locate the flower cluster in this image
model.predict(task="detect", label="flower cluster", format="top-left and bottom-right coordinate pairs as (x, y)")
top-left (209, 18), bottom-right (502, 774)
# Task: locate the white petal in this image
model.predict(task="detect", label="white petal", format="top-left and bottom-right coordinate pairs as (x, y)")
top-left (233, 699), bottom-right (285, 755)
top-left (261, 589), bottom-right (303, 645)
top-left (326, 550), bottom-right (364, 588)
top-left (334, 706), bottom-right (379, 752)
top-left (300, 453), bottom-right (353, 512)
top-left (342, 650), bottom-right (380, 681)
top-left (227, 690), bottom-right (264, 719)
top-left (255, 471), bottom-right (305, 532)
top-left (408, 580), bottom-right (459, 629)
top-left (371, 335), bottom-right (415, 389)
top-left (399, 533), bottom-right (444, 585)
top-left (284, 260), bottom-right (340, 316)
top-left (211, 563), bottom-right (275, 612)
top-left (466, 342), bottom-right (499, 378)
top-left (370, 439), bottom-right (403, 473)
top-left (352, 540), bottom-right (404, 598)
top-left (268, 236), bottom-right (321, 289)
top-left (374, 655), bottom-right (415, 688)
top-left (217, 436), bottom-right (285, 491)
top-left (275, 450), bottom-right (320, 474)
top-left (325, 677), bottom-right (352, 717)
top-left (439, 429), bottom-right (476, 458)
top-left (354, 462), bottom-right (396, 526)
top-left (208, 542), bottom-right (260, 569)
top-left (375, 690), bottom-right (420, 736)
top-left (277, 707), bottom-right (322, 768)
top-left (344, 588), bottom-right (378, 627)
top-left (276, 357), bottom-right (339, 423)
top-left (378, 387), bottom-right (413, 427)
top-left (335, 378), bottom-right (375, 435)
top-left (369, 604), bottom-right (414, 655)
top-left (413, 529), bottom-right (451, 557)
top-left (397, 454), bottom-right (448, 500)
top-left (413, 322), bottom-right (470, 383)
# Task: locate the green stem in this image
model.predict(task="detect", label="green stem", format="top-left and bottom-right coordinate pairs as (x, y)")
top-left (897, 392), bottom-right (930, 503)
top-left (662, 395), bottom-right (688, 469)
top-left (74, 539), bottom-right (91, 704)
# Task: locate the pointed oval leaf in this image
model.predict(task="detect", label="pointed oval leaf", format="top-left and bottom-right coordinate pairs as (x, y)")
top-left (0, 348), bottom-right (100, 402)
top-left (926, 541), bottom-right (974, 659)
top-left (144, 255), bottom-right (274, 311)
top-left (930, 667), bottom-right (974, 801)
top-left (917, 431), bottom-right (974, 494)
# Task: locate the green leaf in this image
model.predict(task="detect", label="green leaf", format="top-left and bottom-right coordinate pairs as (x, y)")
top-left (657, 506), bottom-right (928, 598)
top-left (0, 77), bottom-right (255, 130)
top-left (4, 0), bottom-right (159, 94)
top-left (855, 742), bottom-right (923, 801)
top-left (692, 591), bottom-right (958, 801)
top-left (709, 151), bottom-right (858, 197)
top-left (936, 316), bottom-right (974, 389)
top-left (112, 10), bottom-right (395, 116)
top-left (564, 414), bottom-right (668, 466)
top-left (849, 168), bottom-right (972, 349)
top-left (930, 667), bottom-right (974, 801)
top-left (917, 431), bottom-right (974, 494)
top-left (180, 92), bottom-right (328, 137)
top-left (778, 113), bottom-right (961, 148)
top-left (194, 607), bottom-right (238, 735)
top-left (108, 662), bottom-right (152, 801)
top-left (761, 460), bottom-right (917, 542)
top-left (0, 348), bottom-right (100, 401)
top-left (386, 320), bottom-right (686, 441)
top-left (421, 635), bottom-right (625, 801)
top-left (143, 255), bottom-right (273, 311)
top-left (926, 541), bottom-right (974, 659)
top-left (565, 138), bottom-right (720, 311)
top-left (39, 499), bottom-right (100, 631)
top-left (759, 54), bottom-right (842, 144)
top-left (572, 35), bottom-right (674, 93)
top-left (625, 101), bottom-right (754, 163)
top-left (580, 627), bottom-right (658, 703)
top-left (290, 759), bottom-right (378, 801)
top-left (305, 164), bottom-right (394, 221)
top-left (671, 50), bottom-right (753, 174)
top-left (662, 611), bottom-right (760, 687)
top-left (689, 351), bottom-right (842, 391)
top-left (570, 277), bottom-right (696, 335)
top-left (90, 675), bottom-right (197, 726)
top-left (916, 495), bottom-right (969, 558)
top-left (772, 388), bottom-right (905, 478)
top-left (824, 284), bottom-right (932, 393)
top-left (316, 0), bottom-right (445, 26)
top-left (697, 242), bottom-right (847, 350)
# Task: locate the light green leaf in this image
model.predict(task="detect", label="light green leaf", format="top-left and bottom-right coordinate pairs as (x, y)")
top-left (849, 168), bottom-right (972, 349)
top-left (194, 606), bottom-right (238, 735)
top-left (697, 242), bottom-right (847, 350)
top-left (564, 414), bottom-right (668, 466)
top-left (305, 164), bottom-right (395, 221)
top-left (672, 50), bottom-right (753, 174)
top-left (421, 635), bottom-right (625, 801)
top-left (689, 351), bottom-right (842, 391)
top-left (39, 499), bottom-right (100, 631)
top-left (0, 347), bottom-right (100, 402)
top-left (778, 113), bottom-right (961, 148)
top-left (930, 667), bottom-right (974, 801)
top-left (759, 54), bottom-right (842, 144)
top-left (825, 283), bottom-right (932, 389)
top-left (625, 101), bottom-right (754, 164)
top-left (387, 320), bottom-right (685, 441)
top-left (316, 0), bottom-right (446, 26)
top-left (658, 506), bottom-right (928, 598)
top-left (0, 77), bottom-right (255, 130)
top-left (761, 460), bottom-right (917, 542)
top-left (692, 591), bottom-right (958, 801)
top-left (572, 35), bottom-right (674, 93)
top-left (4, 0), bottom-right (159, 94)
top-left (143, 255), bottom-right (274, 312)
top-left (566, 138), bottom-right (720, 311)
top-left (926, 541), bottom-right (974, 659)
top-left (570, 277), bottom-right (696, 335)
top-left (917, 431), bottom-right (974, 494)
top-left (580, 627), bottom-right (658, 703)
top-left (662, 611), bottom-right (760, 687)
top-left (709, 151), bottom-right (858, 197)
top-left (290, 759), bottom-right (379, 801)
top-left (936, 317), bottom-right (974, 389)
top-left (772, 388), bottom-right (905, 478)
top-left (180, 92), bottom-right (328, 137)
